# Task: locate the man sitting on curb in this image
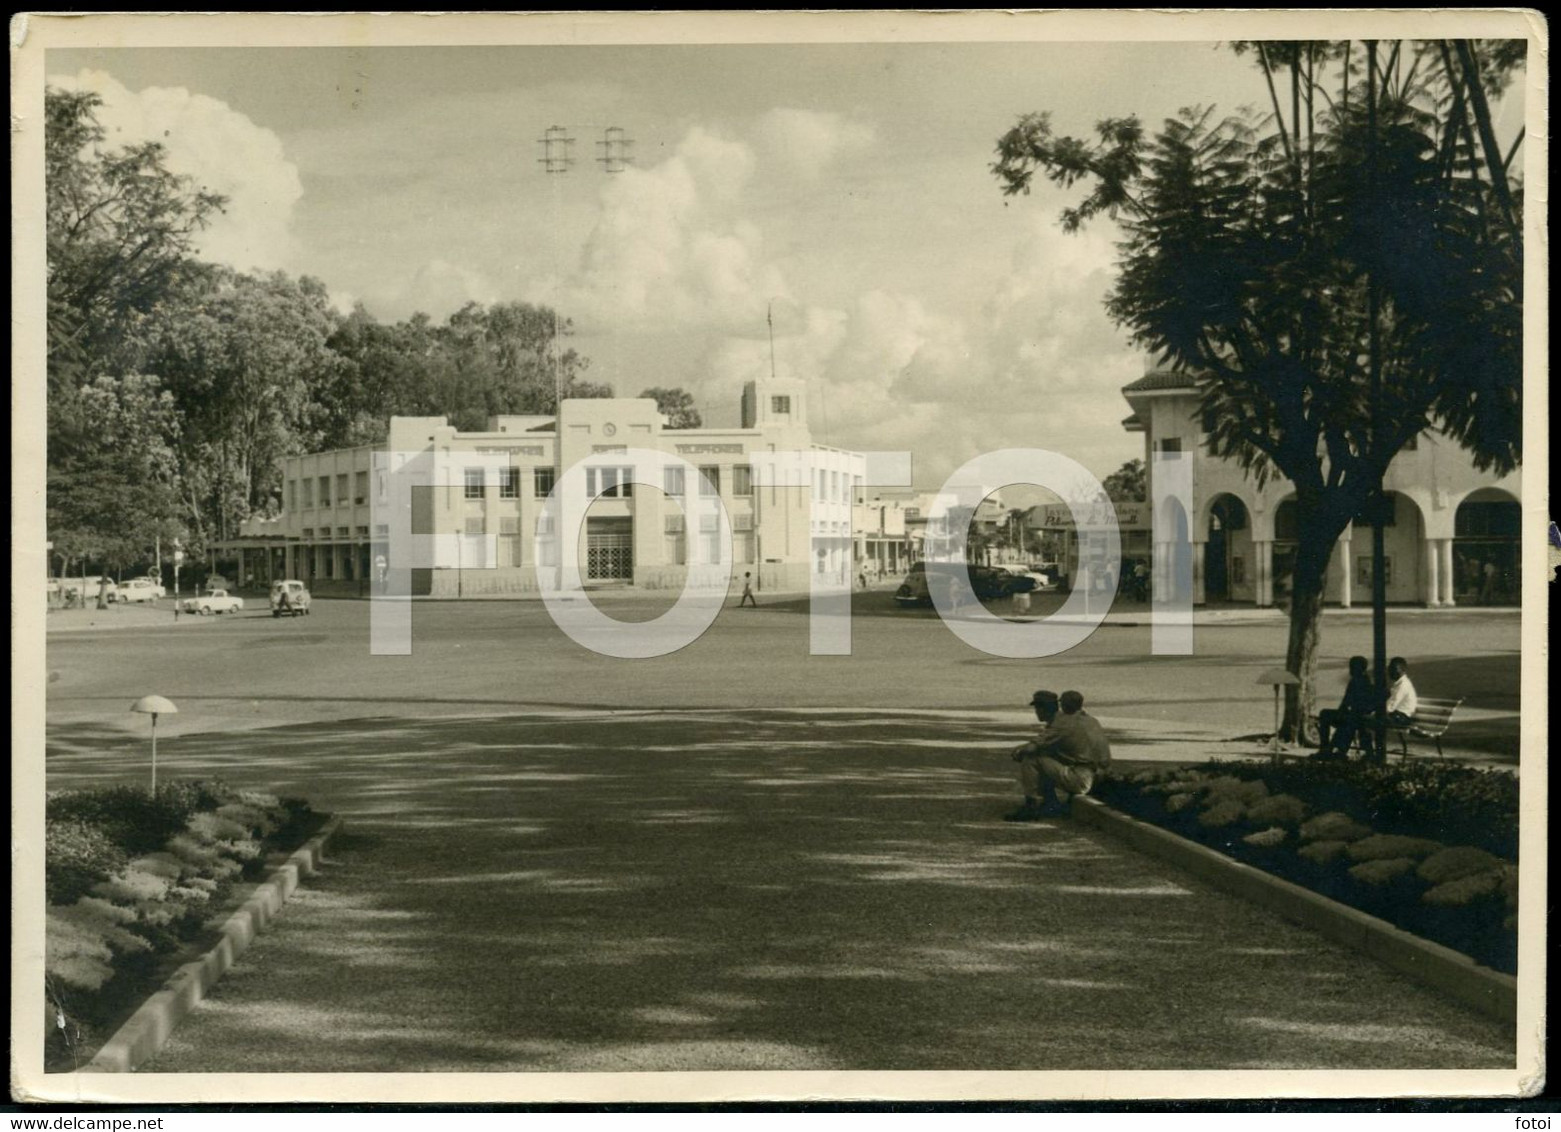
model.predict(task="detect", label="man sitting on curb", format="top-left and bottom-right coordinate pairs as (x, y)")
top-left (1005, 689), bottom-right (1113, 822)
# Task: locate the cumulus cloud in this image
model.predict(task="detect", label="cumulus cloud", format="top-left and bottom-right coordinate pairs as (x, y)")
top-left (395, 259), bottom-right (498, 318)
top-left (49, 69), bottom-right (303, 274)
top-left (757, 108), bottom-right (875, 181)
top-left (542, 126), bottom-right (789, 335)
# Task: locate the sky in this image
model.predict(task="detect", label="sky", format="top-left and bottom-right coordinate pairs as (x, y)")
top-left (47, 38), bottom-right (1527, 491)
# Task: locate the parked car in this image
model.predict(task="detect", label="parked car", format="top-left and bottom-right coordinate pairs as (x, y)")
top-left (61, 576), bottom-right (120, 603)
top-left (894, 562), bottom-right (1035, 607)
top-left (117, 578), bottom-right (162, 604)
top-left (270, 579), bottom-right (312, 617)
top-left (126, 575), bottom-right (167, 599)
top-left (182, 589), bottom-right (243, 615)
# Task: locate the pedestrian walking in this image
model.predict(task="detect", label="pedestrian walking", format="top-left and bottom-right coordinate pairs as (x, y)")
top-left (739, 571), bottom-right (758, 608)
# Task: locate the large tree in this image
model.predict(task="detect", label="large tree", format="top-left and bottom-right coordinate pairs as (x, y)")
top-left (1103, 458), bottom-right (1147, 502)
top-left (46, 88), bottom-right (226, 390)
top-left (993, 40), bottom-right (1522, 739)
top-left (47, 374), bottom-right (183, 605)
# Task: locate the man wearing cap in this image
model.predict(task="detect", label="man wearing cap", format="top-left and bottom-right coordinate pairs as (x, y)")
top-left (1005, 689), bottom-right (1112, 821)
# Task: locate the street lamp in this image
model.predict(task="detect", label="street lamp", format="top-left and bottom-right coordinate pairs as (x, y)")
top-left (130, 695), bottom-right (179, 792)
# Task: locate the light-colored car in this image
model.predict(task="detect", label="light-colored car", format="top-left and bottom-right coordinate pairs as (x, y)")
top-left (126, 575), bottom-right (167, 599)
top-left (270, 579), bottom-right (312, 617)
top-left (60, 576), bottom-right (120, 603)
top-left (182, 589), bottom-right (243, 615)
top-left (117, 578), bottom-right (162, 604)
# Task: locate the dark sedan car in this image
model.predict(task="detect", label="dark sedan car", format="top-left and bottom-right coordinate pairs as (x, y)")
top-left (894, 562), bottom-right (1035, 607)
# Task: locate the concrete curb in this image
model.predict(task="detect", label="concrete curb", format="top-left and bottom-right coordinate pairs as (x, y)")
top-left (84, 814), bottom-right (344, 1072)
top-left (1071, 797), bottom-right (1517, 1023)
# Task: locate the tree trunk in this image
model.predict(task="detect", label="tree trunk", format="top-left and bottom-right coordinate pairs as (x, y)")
top-left (1280, 492), bottom-right (1355, 744)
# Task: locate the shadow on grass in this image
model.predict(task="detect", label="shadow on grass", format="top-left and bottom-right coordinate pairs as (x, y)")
top-left (43, 711), bottom-right (1516, 1074)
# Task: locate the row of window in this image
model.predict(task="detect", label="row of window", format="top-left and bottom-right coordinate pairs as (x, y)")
top-left (287, 471), bottom-right (372, 511)
top-left (461, 464), bottom-right (755, 500)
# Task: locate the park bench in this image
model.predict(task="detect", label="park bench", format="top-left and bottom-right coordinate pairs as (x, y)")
top-left (1353, 696), bottom-right (1464, 760)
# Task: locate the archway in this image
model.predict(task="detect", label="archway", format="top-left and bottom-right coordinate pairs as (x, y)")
top-left (1158, 496), bottom-right (1192, 603)
top-left (1454, 488), bottom-right (1520, 605)
top-left (1204, 494), bottom-right (1251, 603)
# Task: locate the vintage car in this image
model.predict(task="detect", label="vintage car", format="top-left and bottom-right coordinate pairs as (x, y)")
top-left (117, 578), bottom-right (163, 604)
top-left (270, 579), bottom-right (312, 617)
top-left (182, 589), bottom-right (244, 615)
top-left (894, 562), bottom-right (1035, 607)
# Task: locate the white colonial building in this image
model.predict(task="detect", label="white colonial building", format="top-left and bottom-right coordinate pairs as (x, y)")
top-left (218, 379), bottom-right (866, 597)
top-left (1123, 368), bottom-right (1522, 607)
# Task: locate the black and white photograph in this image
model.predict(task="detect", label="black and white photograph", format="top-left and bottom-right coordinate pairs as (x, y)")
top-left (10, 10), bottom-right (1547, 1107)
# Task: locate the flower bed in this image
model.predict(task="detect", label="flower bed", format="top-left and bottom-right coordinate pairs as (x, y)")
top-left (1091, 760), bottom-right (1518, 974)
top-left (44, 780), bottom-right (318, 1071)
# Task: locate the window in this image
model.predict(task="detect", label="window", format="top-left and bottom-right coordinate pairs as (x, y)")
top-left (1155, 438), bottom-right (1183, 454)
top-left (663, 466), bottom-right (685, 496)
top-left (302, 479), bottom-right (315, 508)
top-left (534, 467), bottom-right (556, 498)
top-left (699, 466), bottom-right (721, 496)
top-left (699, 513), bottom-right (722, 563)
top-left (355, 471), bottom-right (368, 504)
top-left (464, 468), bottom-right (485, 499)
top-left (464, 517), bottom-right (485, 536)
top-left (733, 464), bottom-right (753, 496)
top-left (337, 526), bottom-right (350, 538)
top-left (733, 512), bottom-right (754, 532)
top-left (499, 467), bottom-right (520, 498)
top-left (302, 528), bottom-right (314, 539)
top-left (664, 515), bottom-right (686, 534)
top-left (585, 466), bottom-right (634, 498)
top-left (286, 480), bottom-right (296, 511)
top-left (376, 471), bottom-right (387, 502)
top-left (319, 476), bottom-right (332, 506)
top-left (735, 532), bottom-right (755, 563)
top-left (771, 395), bottom-right (791, 414)
top-left (337, 474), bottom-right (349, 504)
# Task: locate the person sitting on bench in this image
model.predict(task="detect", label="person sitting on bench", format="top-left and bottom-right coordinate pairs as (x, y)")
top-left (1315, 655), bottom-right (1375, 760)
top-left (1355, 656), bottom-right (1418, 762)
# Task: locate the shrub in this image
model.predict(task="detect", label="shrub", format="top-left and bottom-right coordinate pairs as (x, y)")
top-left (1418, 846), bottom-right (1507, 885)
top-left (1198, 799), bottom-right (1247, 828)
top-left (1299, 812), bottom-right (1372, 843)
top-left (1242, 827), bottom-right (1287, 848)
top-left (1165, 792), bottom-right (1197, 813)
top-left (1423, 872), bottom-right (1503, 907)
top-left (1346, 834), bottom-right (1444, 863)
top-left (1202, 776), bottom-right (1269, 805)
top-left (1349, 857), bottom-right (1417, 885)
top-left (47, 821), bottom-right (129, 905)
top-left (1247, 793), bottom-right (1308, 827)
top-left (1297, 839), bottom-right (1349, 865)
top-left (47, 781), bottom-right (236, 856)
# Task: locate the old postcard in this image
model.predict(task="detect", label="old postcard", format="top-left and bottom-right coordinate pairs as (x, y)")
top-left (10, 9), bottom-right (1547, 1106)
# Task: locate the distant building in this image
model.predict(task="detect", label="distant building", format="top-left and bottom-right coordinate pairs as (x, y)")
top-left (213, 379), bottom-right (866, 596)
top-left (1123, 369), bottom-right (1522, 606)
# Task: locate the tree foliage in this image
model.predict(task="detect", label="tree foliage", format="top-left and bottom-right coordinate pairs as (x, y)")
top-left (993, 40), bottom-right (1524, 738)
top-left (44, 88), bottom-right (595, 571)
top-left (640, 386), bottom-right (703, 429)
top-left (1103, 458), bottom-right (1147, 502)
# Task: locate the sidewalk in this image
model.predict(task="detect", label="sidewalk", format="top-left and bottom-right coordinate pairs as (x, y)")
top-left (46, 709), bottom-right (1515, 1072)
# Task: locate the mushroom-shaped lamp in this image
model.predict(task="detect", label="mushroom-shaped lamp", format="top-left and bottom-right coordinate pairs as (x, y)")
top-left (1255, 668), bottom-right (1300, 760)
top-left (131, 695), bottom-right (179, 791)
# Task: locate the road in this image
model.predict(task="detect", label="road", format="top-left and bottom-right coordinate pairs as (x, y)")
top-left (46, 592), bottom-right (1521, 757)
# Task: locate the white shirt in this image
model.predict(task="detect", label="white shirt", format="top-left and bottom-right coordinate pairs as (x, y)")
top-left (1386, 674), bottom-right (1418, 717)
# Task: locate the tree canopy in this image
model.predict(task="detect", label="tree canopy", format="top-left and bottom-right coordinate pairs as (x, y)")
top-left (44, 87), bottom-right (596, 572)
top-left (640, 386), bottom-right (703, 429)
top-left (993, 39), bottom-right (1524, 737)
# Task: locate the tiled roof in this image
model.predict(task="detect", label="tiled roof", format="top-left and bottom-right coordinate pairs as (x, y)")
top-left (1121, 369), bottom-right (1198, 394)
top-left (1121, 413), bottom-right (1144, 430)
